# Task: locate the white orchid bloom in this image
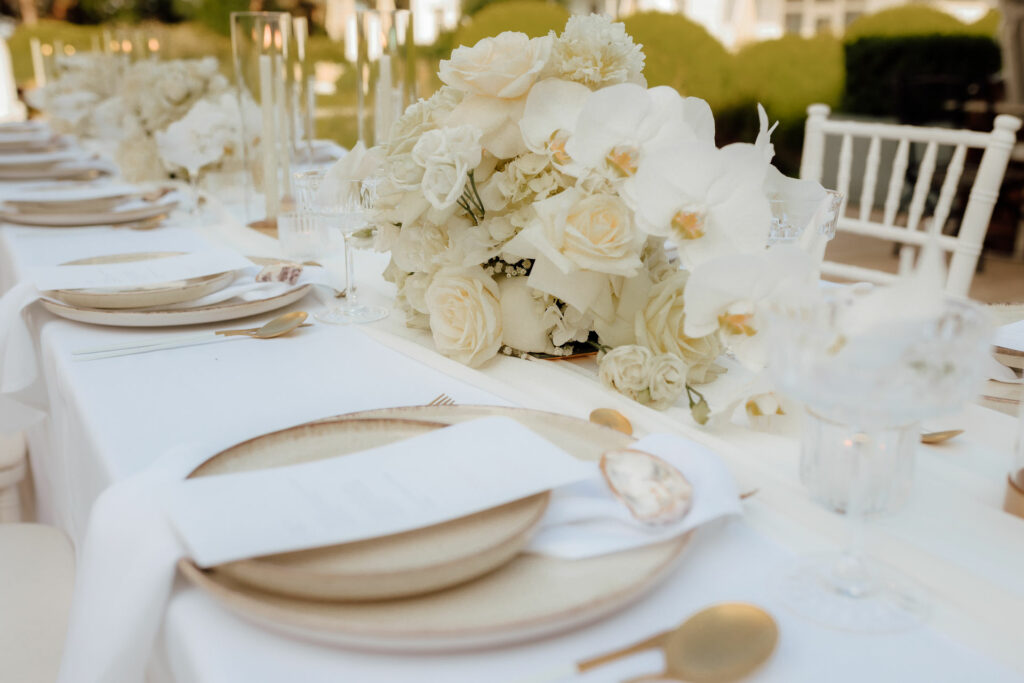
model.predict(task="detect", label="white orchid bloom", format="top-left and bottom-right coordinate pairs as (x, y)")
top-left (519, 78), bottom-right (590, 169)
top-left (563, 84), bottom-right (710, 178)
top-left (682, 245), bottom-right (817, 369)
top-left (754, 103), bottom-right (778, 163)
top-left (624, 139), bottom-right (771, 267)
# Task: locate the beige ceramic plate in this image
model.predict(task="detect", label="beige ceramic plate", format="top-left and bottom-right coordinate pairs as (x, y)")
top-left (179, 405), bottom-right (691, 653)
top-left (0, 197), bottom-right (176, 227)
top-left (40, 283), bottom-right (312, 327)
top-left (194, 418), bottom-right (549, 602)
top-left (47, 252), bottom-right (235, 310)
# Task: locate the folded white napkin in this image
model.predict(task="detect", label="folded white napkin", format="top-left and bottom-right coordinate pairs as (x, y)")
top-left (148, 264), bottom-right (329, 311)
top-left (59, 421), bottom-right (739, 683)
top-left (527, 433), bottom-right (742, 559)
top-left (165, 417), bottom-right (594, 567)
top-left (994, 320), bottom-right (1024, 353)
top-left (0, 249), bottom-right (253, 402)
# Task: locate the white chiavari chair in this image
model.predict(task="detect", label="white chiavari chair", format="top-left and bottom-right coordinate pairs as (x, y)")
top-left (800, 104), bottom-right (1022, 296)
top-left (0, 524), bottom-right (73, 683)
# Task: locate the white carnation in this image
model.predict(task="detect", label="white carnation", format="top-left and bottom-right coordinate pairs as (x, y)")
top-left (550, 15), bottom-right (646, 89)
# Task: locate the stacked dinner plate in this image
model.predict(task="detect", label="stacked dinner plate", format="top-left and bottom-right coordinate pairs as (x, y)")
top-left (40, 253), bottom-right (314, 327)
top-left (177, 405), bottom-right (692, 654)
top-left (0, 121), bottom-right (113, 182)
top-left (0, 182), bottom-right (178, 228)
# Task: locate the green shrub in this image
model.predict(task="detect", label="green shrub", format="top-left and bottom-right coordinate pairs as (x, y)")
top-left (734, 35), bottom-right (843, 121)
top-left (622, 12), bottom-right (735, 110)
top-left (172, 0), bottom-right (260, 36)
top-left (842, 35), bottom-right (1001, 117)
top-left (452, 1), bottom-right (569, 48)
top-left (461, 0), bottom-right (568, 17)
top-left (845, 5), bottom-right (995, 39)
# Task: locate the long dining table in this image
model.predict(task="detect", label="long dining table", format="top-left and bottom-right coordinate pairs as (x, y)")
top-left (1, 200), bottom-right (1023, 682)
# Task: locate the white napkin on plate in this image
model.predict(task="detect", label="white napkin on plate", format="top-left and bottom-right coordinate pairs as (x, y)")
top-left (58, 422), bottom-right (740, 683)
top-left (527, 433), bottom-right (742, 559)
top-left (147, 264), bottom-right (330, 310)
top-left (994, 320), bottom-right (1024, 353)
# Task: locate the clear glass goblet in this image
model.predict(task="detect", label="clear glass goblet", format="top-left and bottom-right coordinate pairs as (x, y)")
top-left (764, 288), bottom-right (991, 632)
top-left (293, 170), bottom-right (388, 325)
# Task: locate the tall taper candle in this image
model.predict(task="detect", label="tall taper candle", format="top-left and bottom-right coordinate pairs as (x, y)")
top-left (30, 38), bottom-right (45, 87)
top-left (258, 54), bottom-right (280, 218)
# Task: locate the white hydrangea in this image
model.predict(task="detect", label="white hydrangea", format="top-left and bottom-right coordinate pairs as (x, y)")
top-left (549, 15), bottom-right (646, 89)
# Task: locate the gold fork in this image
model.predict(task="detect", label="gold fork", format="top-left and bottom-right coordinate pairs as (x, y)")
top-left (426, 393), bottom-right (455, 407)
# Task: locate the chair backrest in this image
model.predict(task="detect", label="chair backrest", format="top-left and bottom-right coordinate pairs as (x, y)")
top-left (799, 103), bottom-right (1022, 296)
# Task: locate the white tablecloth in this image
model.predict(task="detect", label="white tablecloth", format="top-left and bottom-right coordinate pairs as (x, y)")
top-left (1, 213), bottom-right (1023, 682)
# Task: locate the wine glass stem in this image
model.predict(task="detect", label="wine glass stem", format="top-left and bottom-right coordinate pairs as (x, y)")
top-left (833, 431), bottom-right (874, 597)
top-left (343, 233), bottom-right (357, 305)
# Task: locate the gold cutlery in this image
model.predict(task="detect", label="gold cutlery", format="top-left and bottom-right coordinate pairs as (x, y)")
top-left (520, 603), bottom-right (778, 683)
top-left (426, 393), bottom-right (455, 407)
top-left (73, 312), bottom-right (309, 360)
top-left (589, 407), bottom-right (633, 435)
top-left (920, 429), bottom-right (964, 445)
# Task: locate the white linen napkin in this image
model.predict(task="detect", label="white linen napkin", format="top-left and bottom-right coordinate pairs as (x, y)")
top-left (526, 433), bottom-right (742, 559)
top-left (146, 264), bottom-right (330, 311)
top-left (994, 320), bottom-right (1024, 353)
top-left (164, 417), bottom-right (594, 567)
top-left (0, 249), bottom-right (253, 396)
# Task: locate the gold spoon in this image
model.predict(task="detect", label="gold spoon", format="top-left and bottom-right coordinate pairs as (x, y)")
top-left (559, 603), bottom-right (778, 683)
top-left (920, 429), bottom-right (964, 445)
top-left (590, 407), bottom-right (633, 435)
top-left (216, 311), bottom-right (308, 339)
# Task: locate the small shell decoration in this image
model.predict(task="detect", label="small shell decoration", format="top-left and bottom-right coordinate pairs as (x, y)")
top-left (600, 448), bottom-right (694, 525)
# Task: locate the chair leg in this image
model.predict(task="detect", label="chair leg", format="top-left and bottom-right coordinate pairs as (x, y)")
top-left (0, 484), bottom-right (21, 523)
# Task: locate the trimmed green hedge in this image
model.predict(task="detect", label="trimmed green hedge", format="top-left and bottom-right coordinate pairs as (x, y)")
top-left (846, 5), bottom-right (997, 39)
top-left (842, 35), bottom-right (1001, 117)
top-left (453, 2), bottom-right (570, 48)
top-left (623, 12), bottom-right (736, 111)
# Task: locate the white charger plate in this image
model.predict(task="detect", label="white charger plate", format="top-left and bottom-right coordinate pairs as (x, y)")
top-left (3, 181), bottom-right (137, 206)
top-left (0, 197), bottom-right (177, 227)
top-left (0, 162), bottom-right (111, 182)
top-left (178, 405), bottom-right (691, 653)
top-left (41, 283), bottom-right (312, 327)
top-left (47, 252), bottom-right (236, 310)
top-left (0, 149), bottom-right (83, 168)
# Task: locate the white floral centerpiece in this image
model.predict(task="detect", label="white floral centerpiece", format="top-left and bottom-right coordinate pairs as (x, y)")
top-left (25, 53), bottom-right (125, 136)
top-left (346, 15), bottom-right (827, 422)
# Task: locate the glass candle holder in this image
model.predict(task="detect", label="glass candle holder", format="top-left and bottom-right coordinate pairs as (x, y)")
top-left (346, 8), bottom-right (415, 146)
top-left (291, 16), bottom-right (316, 166)
top-left (230, 11), bottom-right (294, 225)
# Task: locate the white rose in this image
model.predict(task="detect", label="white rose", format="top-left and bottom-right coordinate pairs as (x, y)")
top-left (517, 189), bottom-right (643, 277)
top-left (421, 162), bottom-right (467, 210)
top-left (648, 353), bottom-right (688, 409)
top-left (402, 271), bottom-right (432, 315)
top-left (386, 153), bottom-right (424, 190)
top-left (426, 267), bottom-right (503, 367)
top-left (636, 271), bottom-right (723, 384)
top-left (391, 223), bottom-right (449, 273)
top-left (440, 33), bottom-right (552, 99)
top-left (498, 276), bottom-right (556, 354)
top-left (412, 125), bottom-right (483, 169)
top-left (599, 345), bottom-right (653, 403)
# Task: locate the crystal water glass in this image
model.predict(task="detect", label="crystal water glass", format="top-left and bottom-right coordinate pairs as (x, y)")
top-left (293, 170), bottom-right (388, 325)
top-left (764, 287), bottom-right (991, 631)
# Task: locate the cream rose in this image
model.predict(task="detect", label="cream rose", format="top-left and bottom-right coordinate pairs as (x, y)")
top-left (599, 345), bottom-right (653, 403)
top-left (518, 189), bottom-right (643, 277)
top-left (647, 353), bottom-right (688, 409)
top-left (391, 223), bottom-right (448, 273)
top-left (425, 267), bottom-right (503, 367)
top-left (440, 33), bottom-right (552, 99)
top-left (421, 163), bottom-right (467, 211)
top-left (636, 271), bottom-right (723, 384)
